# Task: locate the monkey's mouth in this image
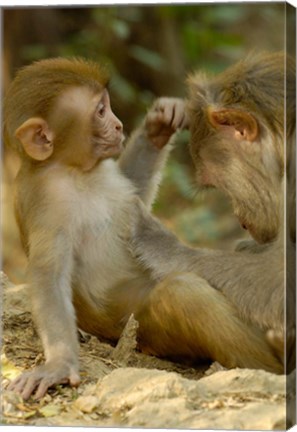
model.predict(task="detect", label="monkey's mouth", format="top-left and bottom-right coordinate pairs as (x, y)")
top-left (93, 140), bottom-right (123, 158)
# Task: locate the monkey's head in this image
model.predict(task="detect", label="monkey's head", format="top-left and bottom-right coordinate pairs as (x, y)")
top-left (187, 52), bottom-right (295, 244)
top-left (4, 57), bottom-right (124, 172)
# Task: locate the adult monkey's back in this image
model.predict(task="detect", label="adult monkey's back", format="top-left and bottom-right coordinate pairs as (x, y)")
top-left (132, 52), bottom-right (296, 373)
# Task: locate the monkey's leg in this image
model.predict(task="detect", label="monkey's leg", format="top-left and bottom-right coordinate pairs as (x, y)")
top-left (136, 273), bottom-right (283, 374)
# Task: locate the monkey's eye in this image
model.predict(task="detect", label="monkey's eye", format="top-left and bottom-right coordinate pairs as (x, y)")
top-left (97, 102), bottom-right (106, 118)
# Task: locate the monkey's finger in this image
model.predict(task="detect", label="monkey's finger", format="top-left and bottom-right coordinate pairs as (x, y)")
top-left (172, 113), bottom-right (187, 130)
top-left (171, 104), bottom-right (185, 130)
top-left (69, 371), bottom-right (81, 387)
top-left (146, 112), bottom-right (164, 135)
top-left (163, 103), bottom-right (175, 126)
top-left (152, 97), bottom-right (168, 112)
top-left (146, 111), bottom-right (165, 125)
top-left (8, 375), bottom-right (33, 397)
top-left (34, 378), bottom-right (58, 400)
top-left (175, 115), bottom-right (189, 131)
top-left (7, 375), bottom-right (23, 391)
top-left (32, 371), bottom-right (79, 400)
top-left (21, 377), bottom-right (41, 400)
top-left (180, 114), bottom-right (190, 129)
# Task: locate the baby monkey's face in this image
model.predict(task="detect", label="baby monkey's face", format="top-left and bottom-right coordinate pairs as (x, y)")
top-left (91, 89), bottom-right (124, 162)
top-left (46, 86), bottom-right (124, 172)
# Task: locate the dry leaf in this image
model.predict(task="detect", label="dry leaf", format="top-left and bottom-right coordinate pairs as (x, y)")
top-left (39, 404), bottom-right (61, 418)
top-left (1, 352), bottom-right (22, 381)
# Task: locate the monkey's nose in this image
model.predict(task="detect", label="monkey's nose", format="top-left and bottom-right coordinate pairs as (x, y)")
top-left (116, 121), bottom-right (123, 132)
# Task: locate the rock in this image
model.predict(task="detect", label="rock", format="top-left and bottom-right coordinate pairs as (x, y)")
top-left (76, 367), bottom-right (287, 429)
top-left (74, 396), bottom-right (99, 413)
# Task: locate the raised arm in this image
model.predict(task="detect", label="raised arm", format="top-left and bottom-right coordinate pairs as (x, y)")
top-left (119, 98), bottom-right (188, 208)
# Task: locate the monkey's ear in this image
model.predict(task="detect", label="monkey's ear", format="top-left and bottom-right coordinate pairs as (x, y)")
top-left (15, 118), bottom-right (54, 161)
top-left (208, 108), bottom-right (258, 142)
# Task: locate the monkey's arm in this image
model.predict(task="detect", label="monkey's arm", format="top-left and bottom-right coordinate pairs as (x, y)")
top-left (131, 200), bottom-right (285, 331)
top-left (8, 226), bottom-right (80, 400)
top-left (131, 199), bottom-right (212, 278)
top-left (119, 128), bottom-right (173, 207)
top-left (119, 98), bottom-right (188, 207)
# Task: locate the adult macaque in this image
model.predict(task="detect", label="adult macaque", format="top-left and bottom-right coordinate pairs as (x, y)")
top-left (4, 57), bottom-right (281, 400)
top-left (131, 52), bottom-right (295, 372)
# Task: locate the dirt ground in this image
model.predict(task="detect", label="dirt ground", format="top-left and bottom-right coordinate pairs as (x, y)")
top-left (1, 272), bottom-right (294, 429)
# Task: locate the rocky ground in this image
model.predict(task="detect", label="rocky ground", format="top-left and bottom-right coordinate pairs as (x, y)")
top-left (1, 273), bottom-right (295, 429)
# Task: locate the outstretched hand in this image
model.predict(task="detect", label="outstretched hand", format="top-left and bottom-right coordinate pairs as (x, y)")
top-left (145, 98), bottom-right (189, 149)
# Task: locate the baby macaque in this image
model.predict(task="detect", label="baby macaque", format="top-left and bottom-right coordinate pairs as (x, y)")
top-left (4, 57), bottom-right (187, 398)
top-left (4, 57), bottom-right (281, 400)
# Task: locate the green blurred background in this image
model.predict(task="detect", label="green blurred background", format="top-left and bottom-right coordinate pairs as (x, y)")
top-left (2, 3), bottom-right (291, 283)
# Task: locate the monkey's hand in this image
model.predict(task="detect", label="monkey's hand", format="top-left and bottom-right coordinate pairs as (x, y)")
top-left (7, 358), bottom-right (80, 400)
top-left (145, 98), bottom-right (188, 149)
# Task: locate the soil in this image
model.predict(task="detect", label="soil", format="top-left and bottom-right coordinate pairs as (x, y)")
top-left (1, 272), bottom-right (294, 429)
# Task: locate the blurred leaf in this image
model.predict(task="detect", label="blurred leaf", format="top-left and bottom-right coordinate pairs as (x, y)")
top-left (21, 44), bottom-right (48, 62)
top-left (92, 7), bottom-right (114, 25)
top-left (215, 46), bottom-right (245, 62)
top-left (39, 404), bottom-right (61, 418)
top-left (158, 4), bottom-right (201, 19)
top-left (175, 207), bottom-right (218, 243)
top-left (137, 89), bottom-right (155, 109)
top-left (116, 6), bottom-right (143, 23)
top-left (111, 19), bottom-right (130, 39)
top-left (111, 72), bottom-right (136, 102)
top-left (202, 5), bottom-right (248, 24)
top-left (164, 161), bottom-right (193, 200)
top-left (214, 32), bottom-right (242, 47)
top-left (182, 25), bottom-right (204, 60)
top-left (129, 45), bottom-right (166, 71)
top-left (1, 353), bottom-right (22, 381)
top-left (22, 410), bottom-right (37, 419)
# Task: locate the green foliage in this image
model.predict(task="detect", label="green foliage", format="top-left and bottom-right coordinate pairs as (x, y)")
top-left (21, 44), bottom-right (48, 62)
top-left (129, 45), bottom-right (166, 72)
top-left (110, 71), bottom-right (136, 103)
top-left (163, 160), bottom-right (194, 201)
top-left (111, 19), bottom-right (130, 40)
